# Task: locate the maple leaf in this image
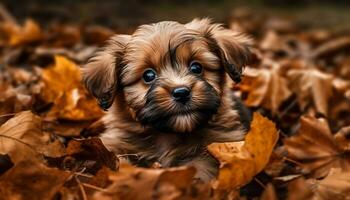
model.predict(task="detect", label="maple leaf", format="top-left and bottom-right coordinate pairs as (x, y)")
top-left (284, 116), bottom-right (350, 178)
top-left (208, 112), bottom-right (279, 190)
top-left (0, 111), bottom-right (65, 163)
top-left (239, 66), bottom-right (292, 114)
top-left (287, 68), bottom-right (334, 116)
top-left (40, 55), bottom-right (103, 121)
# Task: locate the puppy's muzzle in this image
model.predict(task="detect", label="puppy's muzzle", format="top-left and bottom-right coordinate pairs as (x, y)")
top-left (172, 86), bottom-right (191, 104)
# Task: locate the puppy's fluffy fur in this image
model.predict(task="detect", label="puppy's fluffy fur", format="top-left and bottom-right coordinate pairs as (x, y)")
top-left (82, 18), bottom-right (253, 181)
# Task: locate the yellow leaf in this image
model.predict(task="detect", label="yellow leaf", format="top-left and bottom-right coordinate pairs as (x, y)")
top-left (208, 112), bottom-right (279, 190)
top-left (2, 19), bottom-right (43, 47)
top-left (41, 55), bottom-right (103, 120)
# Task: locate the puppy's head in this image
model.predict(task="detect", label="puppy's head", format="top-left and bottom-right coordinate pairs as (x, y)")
top-left (82, 19), bottom-right (253, 133)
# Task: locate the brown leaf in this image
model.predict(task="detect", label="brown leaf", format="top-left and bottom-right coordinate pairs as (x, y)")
top-left (46, 24), bottom-right (81, 47)
top-left (260, 184), bottom-right (277, 200)
top-left (40, 55), bottom-right (103, 121)
top-left (43, 120), bottom-right (96, 137)
top-left (83, 25), bottom-right (114, 45)
top-left (259, 31), bottom-right (310, 59)
top-left (309, 168), bottom-right (350, 200)
top-left (239, 66), bottom-right (292, 114)
top-left (312, 36), bottom-right (350, 59)
top-left (264, 149), bottom-right (288, 177)
top-left (208, 112), bottom-right (279, 190)
top-left (92, 164), bottom-right (211, 200)
top-left (284, 116), bottom-right (350, 178)
top-left (0, 111), bottom-right (65, 163)
top-left (0, 77), bottom-right (34, 125)
top-left (287, 68), bottom-right (333, 116)
top-left (287, 177), bottom-right (314, 200)
top-left (288, 169), bottom-right (350, 200)
top-left (0, 160), bottom-right (71, 200)
top-left (46, 138), bottom-right (118, 174)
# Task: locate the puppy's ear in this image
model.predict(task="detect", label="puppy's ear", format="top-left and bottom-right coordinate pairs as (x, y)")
top-left (186, 18), bottom-right (254, 83)
top-left (82, 34), bottom-right (130, 110)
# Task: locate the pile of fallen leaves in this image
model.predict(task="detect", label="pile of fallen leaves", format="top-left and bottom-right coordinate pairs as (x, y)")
top-left (0, 5), bottom-right (350, 200)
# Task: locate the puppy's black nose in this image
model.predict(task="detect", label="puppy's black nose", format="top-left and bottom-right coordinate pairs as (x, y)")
top-left (172, 87), bottom-right (191, 103)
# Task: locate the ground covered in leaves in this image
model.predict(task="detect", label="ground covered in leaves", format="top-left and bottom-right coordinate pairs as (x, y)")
top-left (0, 4), bottom-right (350, 200)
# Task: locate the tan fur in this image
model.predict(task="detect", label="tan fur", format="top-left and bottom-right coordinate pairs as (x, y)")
top-left (82, 18), bottom-right (253, 181)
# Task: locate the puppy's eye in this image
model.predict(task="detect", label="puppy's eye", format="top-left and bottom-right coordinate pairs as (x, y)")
top-left (143, 68), bottom-right (157, 83)
top-left (189, 62), bottom-right (202, 74)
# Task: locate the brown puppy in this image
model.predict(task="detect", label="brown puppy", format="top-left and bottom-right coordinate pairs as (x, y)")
top-left (82, 18), bottom-right (253, 181)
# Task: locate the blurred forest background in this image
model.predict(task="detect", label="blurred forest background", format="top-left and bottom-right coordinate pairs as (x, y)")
top-left (2, 0), bottom-right (350, 32)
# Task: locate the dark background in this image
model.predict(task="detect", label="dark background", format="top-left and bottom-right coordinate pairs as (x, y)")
top-left (2, 0), bottom-right (350, 32)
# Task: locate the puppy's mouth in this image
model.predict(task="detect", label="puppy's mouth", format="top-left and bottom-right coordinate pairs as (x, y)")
top-left (137, 105), bottom-right (219, 133)
top-left (165, 107), bottom-right (201, 117)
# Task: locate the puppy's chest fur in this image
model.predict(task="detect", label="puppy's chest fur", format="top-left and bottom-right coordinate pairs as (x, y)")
top-left (127, 130), bottom-right (208, 167)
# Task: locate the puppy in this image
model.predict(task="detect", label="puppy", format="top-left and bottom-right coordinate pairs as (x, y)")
top-left (82, 18), bottom-right (253, 181)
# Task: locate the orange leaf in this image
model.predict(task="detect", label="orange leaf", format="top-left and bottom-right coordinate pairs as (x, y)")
top-left (208, 112), bottom-right (279, 190)
top-left (41, 55), bottom-right (103, 121)
top-left (2, 19), bottom-right (43, 47)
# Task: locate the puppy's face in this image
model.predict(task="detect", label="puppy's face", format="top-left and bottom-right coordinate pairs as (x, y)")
top-left (82, 19), bottom-right (252, 133)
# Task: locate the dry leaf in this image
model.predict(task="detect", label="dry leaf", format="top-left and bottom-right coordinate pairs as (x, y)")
top-left (287, 177), bottom-right (314, 200)
top-left (287, 68), bottom-right (333, 116)
top-left (47, 24), bottom-right (81, 47)
top-left (259, 31), bottom-right (310, 59)
top-left (289, 169), bottom-right (350, 200)
top-left (83, 25), bottom-right (114, 45)
top-left (40, 55), bottom-right (103, 121)
top-left (45, 138), bottom-right (118, 174)
top-left (1, 19), bottom-right (43, 47)
top-left (208, 112), bottom-right (279, 190)
top-left (260, 184), bottom-right (278, 200)
top-left (240, 66), bottom-right (291, 114)
top-left (284, 116), bottom-right (350, 178)
top-left (309, 168), bottom-right (350, 200)
top-left (92, 164), bottom-right (211, 200)
top-left (312, 36), bottom-right (350, 59)
top-left (0, 111), bottom-right (65, 163)
top-left (0, 160), bottom-right (71, 200)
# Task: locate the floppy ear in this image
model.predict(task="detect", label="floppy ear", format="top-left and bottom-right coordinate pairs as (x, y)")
top-left (186, 18), bottom-right (254, 83)
top-left (81, 34), bottom-right (130, 110)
